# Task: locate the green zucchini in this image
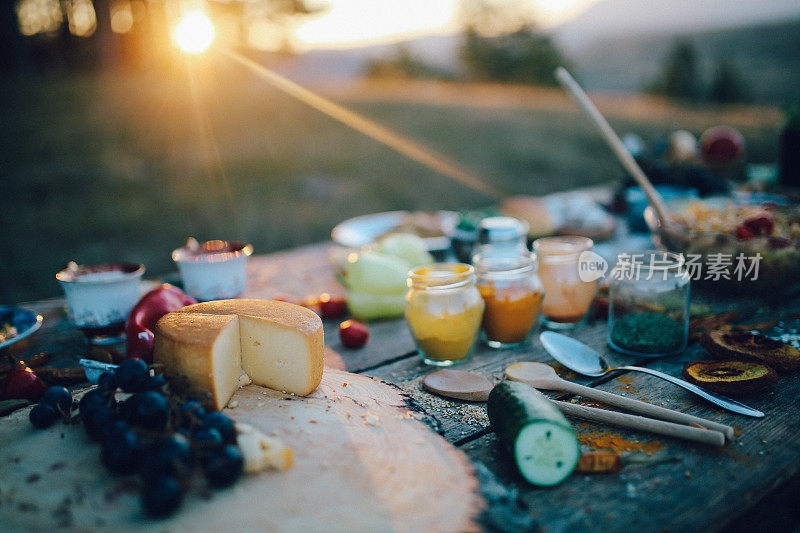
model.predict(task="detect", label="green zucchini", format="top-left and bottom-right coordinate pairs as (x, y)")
top-left (487, 381), bottom-right (579, 487)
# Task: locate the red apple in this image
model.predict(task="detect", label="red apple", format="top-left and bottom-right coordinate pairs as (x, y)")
top-left (700, 126), bottom-right (744, 165)
top-left (1, 363), bottom-right (46, 401)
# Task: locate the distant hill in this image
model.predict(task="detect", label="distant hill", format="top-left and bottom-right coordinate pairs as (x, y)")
top-left (552, 0), bottom-right (800, 52)
top-left (266, 5), bottom-right (800, 106)
top-left (567, 17), bottom-right (800, 104)
top-left (266, 35), bottom-right (462, 85)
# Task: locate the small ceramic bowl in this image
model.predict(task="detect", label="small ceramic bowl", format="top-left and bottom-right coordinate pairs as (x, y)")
top-left (172, 239), bottom-right (253, 301)
top-left (57, 262), bottom-right (145, 343)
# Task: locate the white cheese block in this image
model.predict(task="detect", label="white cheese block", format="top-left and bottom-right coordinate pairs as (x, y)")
top-left (154, 299), bottom-right (323, 410)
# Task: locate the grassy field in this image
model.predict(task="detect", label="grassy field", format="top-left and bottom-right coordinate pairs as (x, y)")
top-left (0, 59), bottom-right (783, 303)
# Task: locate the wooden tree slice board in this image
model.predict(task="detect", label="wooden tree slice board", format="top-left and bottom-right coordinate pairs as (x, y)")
top-left (0, 369), bottom-right (482, 532)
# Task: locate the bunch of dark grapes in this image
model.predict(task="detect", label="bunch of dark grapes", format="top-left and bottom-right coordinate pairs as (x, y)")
top-left (29, 385), bottom-right (73, 428)
top-left (29, 358), bottom-right (243, 518)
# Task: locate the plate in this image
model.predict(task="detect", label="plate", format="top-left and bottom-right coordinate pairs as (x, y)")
top-left (331, 210), bottom-right (458, 251)
top-left (0, 306), bottom-right (43, 350)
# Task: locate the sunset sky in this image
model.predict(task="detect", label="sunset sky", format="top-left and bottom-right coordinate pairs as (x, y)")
top-left (292, 0), bottom-right (599, 50)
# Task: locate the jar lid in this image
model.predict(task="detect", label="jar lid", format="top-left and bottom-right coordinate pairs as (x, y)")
top-left (533, 236), bottom-right (593, 263)
top-left (408, 263), bottom-right (475, 290)
top-left (477, 216), bottom-right (529, 245)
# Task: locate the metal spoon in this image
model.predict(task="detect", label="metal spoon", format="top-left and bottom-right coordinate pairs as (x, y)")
top-left (539, 331), bottom-right (765, 418)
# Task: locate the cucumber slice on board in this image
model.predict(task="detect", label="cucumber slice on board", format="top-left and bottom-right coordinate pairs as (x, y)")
top-left (487, 381), bottom-right (580, 487)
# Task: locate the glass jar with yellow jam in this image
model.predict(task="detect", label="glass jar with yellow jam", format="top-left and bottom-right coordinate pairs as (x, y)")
top-left (405, 263), bottom-right (484, 366)
top-left (474, 252), bottom-right (544, 348)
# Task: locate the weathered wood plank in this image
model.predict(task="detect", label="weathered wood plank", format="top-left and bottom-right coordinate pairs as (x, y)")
top-left (243, 243), bottom-right (342, 301)
top-left (456, 300), bottom-right (800, 531)
top-left (322, 317), bottom-right (417, 373)
top-left (386, 302), bottom-right (800, 532)
top-left (366, 320), bottom-right (622, 443)
top-left (462, 354), bottom-right (800, 533)
top-left (363, 308), bottom-right (748, 444)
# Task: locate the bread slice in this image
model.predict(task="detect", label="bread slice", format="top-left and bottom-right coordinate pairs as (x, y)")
top-left (682, 360), bottom-right (777, 396)
top-left (701, 327), bottom-right (800, 373)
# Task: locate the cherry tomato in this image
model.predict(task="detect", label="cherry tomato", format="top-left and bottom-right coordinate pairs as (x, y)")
top-left (339, 320), bottom-right (369, 349)
top-left (319, 294), bottom-right (347, 319)
top-left (743, 213), bottom-right (774, 236)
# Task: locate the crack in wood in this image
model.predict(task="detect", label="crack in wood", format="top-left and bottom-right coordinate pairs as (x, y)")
top-left (354, 350), bottom-right (419, 373)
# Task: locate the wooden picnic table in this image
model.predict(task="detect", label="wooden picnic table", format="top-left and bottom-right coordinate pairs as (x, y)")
top-left (4, 215), bottom-right (800, 532)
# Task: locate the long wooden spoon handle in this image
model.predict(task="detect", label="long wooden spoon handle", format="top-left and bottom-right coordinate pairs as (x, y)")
top-left (560, 381), bottom-right (734, 440)
top-left (552, 400), bottom-right (726, 446)
top-left (555, 67), bottom-right (670, 224)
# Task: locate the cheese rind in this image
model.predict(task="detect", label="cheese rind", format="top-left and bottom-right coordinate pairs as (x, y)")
top-left (172, 299), bottom-right (322, 335)
top-left (154, 313), bottom-right (241, 410)
top-left (154, 299), bottom-right (323, 409)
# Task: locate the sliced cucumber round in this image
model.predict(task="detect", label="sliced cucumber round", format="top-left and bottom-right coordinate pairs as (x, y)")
top-left (487, 381), bottom-right (579, 487)
top-left (514, 422), bottom-right (580, 486)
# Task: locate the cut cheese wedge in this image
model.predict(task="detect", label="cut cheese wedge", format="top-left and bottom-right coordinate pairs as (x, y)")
top-left (154, 299), bottom-right (324, 409)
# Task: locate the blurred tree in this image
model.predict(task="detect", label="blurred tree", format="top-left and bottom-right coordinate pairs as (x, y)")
top-left (459, 0), bottom-right (537, 37)
top-left (458, 0), bottom-right (566, 86)
top-left (649, 39), bottom-right (701, 100)
top-left (461, 26), bottom-right (564, 85)
top-left (1, 0), bottom-right (324, 73)
top-left (1, 0), bottom-right (29, 71)
top-left (92, 0), bottom-right (115, 67)
top-left (709, 58), bottom-right (750, 103)
top-left (366, 44), bottom-right (454, 80)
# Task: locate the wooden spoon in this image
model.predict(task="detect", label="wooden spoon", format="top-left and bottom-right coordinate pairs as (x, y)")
top-left (421, 367), bottom-right (726, 446)
top-left (505, 362), bottom-right (734, 440)
top-left (422, 369), bottom-right (492, 402)
top-left (555, 67), bottom-right (671, 226)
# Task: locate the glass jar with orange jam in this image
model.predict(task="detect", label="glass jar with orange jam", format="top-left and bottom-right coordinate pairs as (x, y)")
top-left (405, 263), bottom-right (484, 366)
top-left (474, 253), bottom-right (544, 348)
top-left (533, 236), bottom-right (596, 329)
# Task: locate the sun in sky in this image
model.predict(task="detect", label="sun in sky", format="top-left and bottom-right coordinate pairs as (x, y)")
top-left (172, 9), bottom-right (215, 54)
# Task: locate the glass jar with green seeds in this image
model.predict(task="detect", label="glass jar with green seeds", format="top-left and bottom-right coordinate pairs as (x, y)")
top-left (608, 251), bottom-right (690, 357)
